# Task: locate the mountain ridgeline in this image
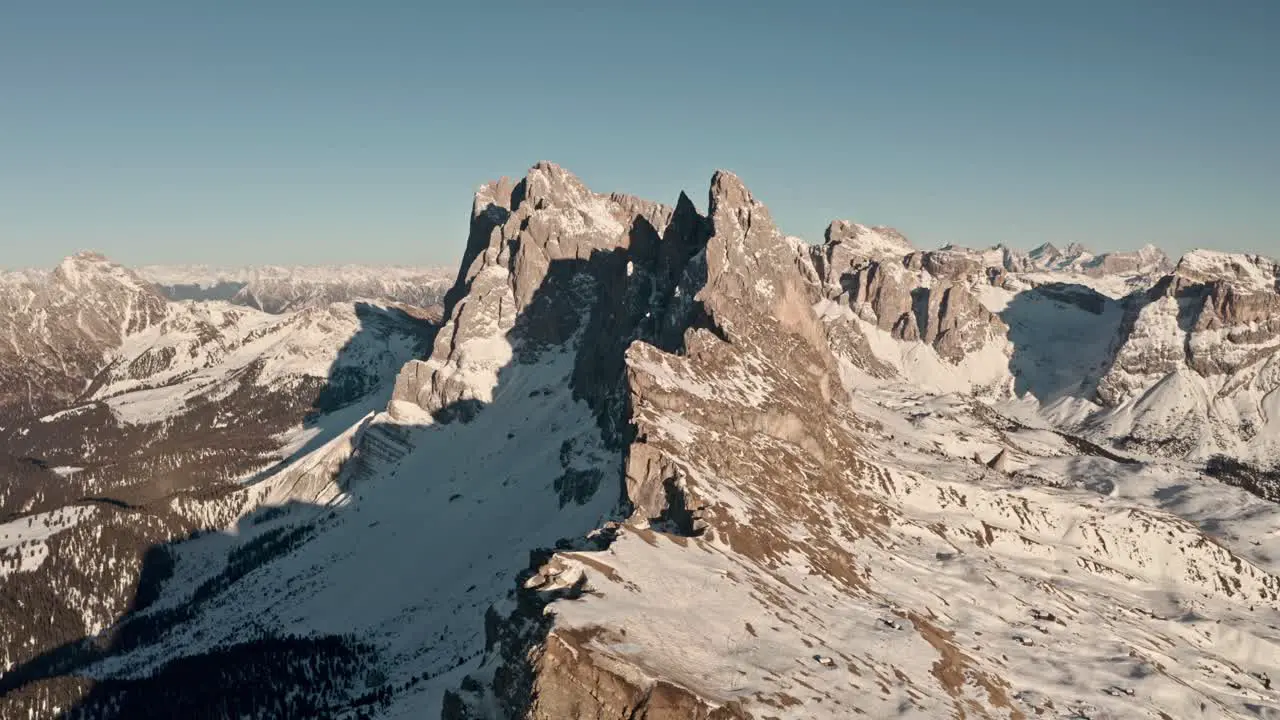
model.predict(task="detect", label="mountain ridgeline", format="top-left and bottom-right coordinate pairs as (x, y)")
top-left (1, 164), bottom-right (1279, 719)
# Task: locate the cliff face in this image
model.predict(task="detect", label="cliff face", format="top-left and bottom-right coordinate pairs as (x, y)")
top-left (806, 226), bottom-right (1008, 365)
top-left (391, 162), bottom-right (708, 437)
top-left (1092, 251), bottom-right (1280, 457)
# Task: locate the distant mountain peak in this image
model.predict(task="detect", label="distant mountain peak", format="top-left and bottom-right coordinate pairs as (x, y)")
top-left (1063, 241), bottom-right (1091, 257)
top-left (823, 219), bottom-right (914, 259)
top-left (136, 264), bottom-right (454, 312)
top-left (50, 251), bottom-right (160, 297)
top-left (1173, 248), bottom-right (1279, 289)
top-left (1028, 242), bottom-right (1060, 262)
top-left (56, 250), bottom-right (120, 273)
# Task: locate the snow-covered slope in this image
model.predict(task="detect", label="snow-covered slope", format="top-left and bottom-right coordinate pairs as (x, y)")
top-left (2, 166), bottom-right (1278, 720)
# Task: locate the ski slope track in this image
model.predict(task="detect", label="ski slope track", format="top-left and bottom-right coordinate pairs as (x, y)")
top-left (0, 164), bottom-right (1278, 719)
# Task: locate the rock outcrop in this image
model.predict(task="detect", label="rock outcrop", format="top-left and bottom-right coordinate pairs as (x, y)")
top-left (809, 232), bottom-right (1007, 364)
top-left (986, 448), bottom-right (1012, 474)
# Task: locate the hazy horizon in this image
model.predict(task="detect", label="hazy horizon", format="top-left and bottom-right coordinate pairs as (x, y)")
top-left (3, 2), bottom-right (1277, 268)
top-left (0, 189), bottom-right (1249, 275)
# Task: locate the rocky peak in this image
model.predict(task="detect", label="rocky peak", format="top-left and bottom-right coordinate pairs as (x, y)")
top-left (809, 221), bottom-right (914, 310)
top-left (702, 170), bottom-right (787, 308)
top-left (474, 175), bottom-right (517, 217)
top-left (811, 236), bottom-right (1007, 366)
top-left (49, 252), bottom-right (167, 333)
top-left (917, 248), bottom-right (984, 280)
top-left (51, 251), bottom-right (157, 295)
top-left (698, 171), bottom-right (840, 391)
top-left (1137, 243), bottom-right (1164, 259)
top-left (1156, 251), bottom-right (1280, 376)
top-left (443, 167), bottom-right (866, 718)
top-left (391, 163), bottom-right (707, 431)
top-left (520, 160), bottom-right (597, 212)
top-left (1080, 245), bottom-right (1173, 278)
top-left (65, 249), bottom-right (110, 263)
top-left (1097, 248), bottom-right (1280, 433)
top-left (393, 162), bottom-right (849, 437)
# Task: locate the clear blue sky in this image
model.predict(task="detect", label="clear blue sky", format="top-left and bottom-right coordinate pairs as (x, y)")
top-left (1, 1), bottom-right (1277, 269)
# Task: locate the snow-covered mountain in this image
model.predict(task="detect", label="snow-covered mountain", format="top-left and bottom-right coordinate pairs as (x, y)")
top-left (0, 252), bottom-right (441, 699)
top-left (1008, 241), bottom-right (1173, 278)
top-left (809, 229), bottom-right (1280, 467)
top-left (0, 253), bottom-right (169, 420)
top-left (136, 264), bottom-right (455, 313)
top-left (2, 165), bottom-right (1278, 719)
top-left (0, 253), bottom-right (441, 502)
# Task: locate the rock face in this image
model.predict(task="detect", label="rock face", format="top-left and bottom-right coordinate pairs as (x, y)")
top-left (915, 282), bottom-right (1004, 362)
top-left (809, 233), bottom-right (1007, 364)
top-left (391, 161), bottom-right (708, 438)
top-left (1092, 250), bottom-right (1280, 457)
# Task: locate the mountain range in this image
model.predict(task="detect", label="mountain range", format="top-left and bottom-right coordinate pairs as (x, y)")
top-left (1, 163), bottom-right (1278, 719)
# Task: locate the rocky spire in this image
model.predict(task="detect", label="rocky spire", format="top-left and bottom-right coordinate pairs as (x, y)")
top-left (390, 162), bottom-right (709, 431)
top-left (696, 171), bottom-right (841, 399)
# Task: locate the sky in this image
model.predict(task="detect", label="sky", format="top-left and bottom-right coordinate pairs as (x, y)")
top-left (1, 1), bottom-right (1277, 269)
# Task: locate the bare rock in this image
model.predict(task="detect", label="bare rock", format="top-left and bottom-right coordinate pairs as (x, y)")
top-left (986, 448), bottom-right (1012, 474)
